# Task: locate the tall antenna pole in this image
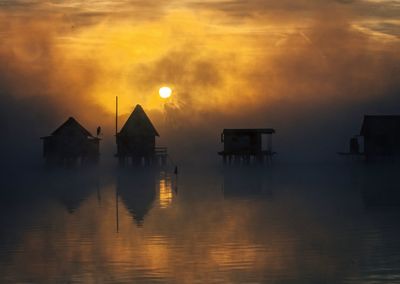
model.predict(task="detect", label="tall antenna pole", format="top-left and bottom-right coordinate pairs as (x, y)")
top-left (115, 96), bottom-right (118, 140)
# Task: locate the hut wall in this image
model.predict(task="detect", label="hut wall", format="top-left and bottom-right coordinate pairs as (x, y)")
top-left (85, 139), bottom-right (100, 162)
top-left (224, 133), bottom-right (261, 154)
top-left (117, 135), bottom-right (156, 157)
top-left (43, 138), bottom-right (54, 157)
top-left (54, 134), bottom-right (89, 157)
top-left (43, 134), bottom-right (99, 161)
top-left (365, 134), bottom-right (400, 157)
top-left (364, 120), bottom-right (400, 157)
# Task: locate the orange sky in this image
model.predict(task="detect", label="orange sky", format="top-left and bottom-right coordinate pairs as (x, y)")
top-left (1, 0), bottom-right (399, 115)
top-left (0, 0), bottom-right (399, 162)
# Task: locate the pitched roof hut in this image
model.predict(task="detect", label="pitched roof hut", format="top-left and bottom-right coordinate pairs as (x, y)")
top-left (116, 105), bottom-right (166, 166)
top-left (360, 115), bottom-right (400, 160)
top-left (41, 117), bottom-right (100, 165)
top-left (218, 128), bottom-right (276, 165)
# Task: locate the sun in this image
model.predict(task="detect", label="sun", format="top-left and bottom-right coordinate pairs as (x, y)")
top-left (159, 86), bottom-right (172, 99)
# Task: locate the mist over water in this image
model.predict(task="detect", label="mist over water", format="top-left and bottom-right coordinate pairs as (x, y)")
top-left (1, 164), bottom-right (400, 283)
top-left (1, 1), bottom-right (400, 283)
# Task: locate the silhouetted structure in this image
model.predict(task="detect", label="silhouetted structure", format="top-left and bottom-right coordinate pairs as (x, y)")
top-left (337, 135), bottom-right (363, 156)
top-left (41, 117), bottom-right (100, 165)
top-left (349, 137), bottom-right (360, 154)
top-left (218, 128), bottom-right (276, 164)
top-left (361, 115), bottom-right (400, 161)
top-left (116, 105), bottom-right (167, 166)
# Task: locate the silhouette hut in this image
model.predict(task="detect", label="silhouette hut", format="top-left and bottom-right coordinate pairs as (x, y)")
top-left (360, 115), bottom-right (400, 161)
top-left (337, 135), bottom-right (362, 156)
top-left (218, 128), bottom-right (275, 165)
top-left (116, 105), bottom-right (166, 166)
top-left (41, 117), bottom-right (100, 165)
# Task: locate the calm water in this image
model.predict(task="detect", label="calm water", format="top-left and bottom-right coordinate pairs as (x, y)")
top-left (1, 164), bottom-right (400, 283)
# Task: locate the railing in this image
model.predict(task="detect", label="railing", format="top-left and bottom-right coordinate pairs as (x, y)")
top-left (155, 147), bottom-right (168, 156)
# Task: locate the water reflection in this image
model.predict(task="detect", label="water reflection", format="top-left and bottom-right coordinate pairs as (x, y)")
top-left (116, 170), bottom-right (177, 227)
top-left (222, 167), bottom-right (272, 200)
top-left (159, 173), bottom-right (174, 209)
top-left (360, 165), bottom-right (400, 208)
top-left (47, 171), bottom-right (99, 213)
top-left (117, 170), bottom-right (157, 226)
top-left (354, 165), bottom-right (400, 283)
top-left (0, 165), bottom-right (400, 283)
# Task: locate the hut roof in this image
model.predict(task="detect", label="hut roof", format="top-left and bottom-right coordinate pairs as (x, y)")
top-left (41, 117), bottom-right (97, 139)
top-left (360, 115), bottom-right (400, 136)
top-left (223, 128), bottom-right (275, 134)
top-left (119, 104), bottom-right (159, 137)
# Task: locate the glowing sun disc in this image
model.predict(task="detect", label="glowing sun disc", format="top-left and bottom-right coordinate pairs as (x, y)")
top-left (159, 86), bottom-right (172, 98)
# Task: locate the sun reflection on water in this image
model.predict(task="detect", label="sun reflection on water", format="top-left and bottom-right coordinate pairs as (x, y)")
top-left (159, 174), bottom-right (173, 209)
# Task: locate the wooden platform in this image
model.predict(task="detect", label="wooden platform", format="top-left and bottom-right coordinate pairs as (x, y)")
top-left (218, 150), bottom-right (276, 165)
top-left (115, 147), bottom-right (168, 167)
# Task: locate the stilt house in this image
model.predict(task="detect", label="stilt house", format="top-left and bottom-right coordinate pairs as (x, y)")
top-left (218, 128), bottom-right (275, 165)
top-left (41, 117), bottom-right (100, 165)
top-left (116, 105), bottom-right (166, 166)
top-left (360, 115), bottom-right (400, 160)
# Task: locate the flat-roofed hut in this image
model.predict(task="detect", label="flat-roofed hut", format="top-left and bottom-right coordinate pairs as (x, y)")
top-left (41, 117), bottom-right (100, 165)
top-left (218, 128), bottom-right (276, 165)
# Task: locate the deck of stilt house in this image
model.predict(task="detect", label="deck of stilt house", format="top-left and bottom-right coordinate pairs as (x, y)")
top-left (218, 128), bottom-right (276, 165)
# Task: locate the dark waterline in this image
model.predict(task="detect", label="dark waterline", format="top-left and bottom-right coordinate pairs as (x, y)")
top-left (0, 164), bottom-right (400, 283)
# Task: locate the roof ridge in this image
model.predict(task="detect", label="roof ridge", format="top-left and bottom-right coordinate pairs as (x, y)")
top-left (51, 117), bottom-right (94, 137)
top-left (118, 105), bottom-right (159, 136)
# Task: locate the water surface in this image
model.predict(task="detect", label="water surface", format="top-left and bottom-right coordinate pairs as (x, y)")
top-left (0, 164), bottom-right (400, 283)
